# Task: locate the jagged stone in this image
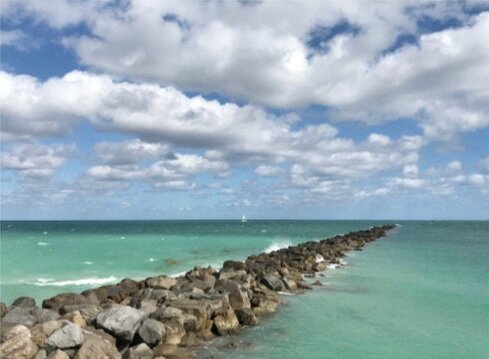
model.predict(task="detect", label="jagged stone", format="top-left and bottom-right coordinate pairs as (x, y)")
top-left (3, 307), bottom-right (38, 327)
top-left (30, 320), bottom-right (63, 347)
top-left (234, 308), bottom-right (257, 326)
top-left (137, 319), bottom-right (166, 346)
top-left (46, 322), bottom-right (84, 349)
top-left (73, 336), bottom-right (121, 359)
top-left (96, 306), bottom-right (145, 342)
top-left (123, 343), bottom-right (153, 359)
top-left (0, 325), bottom-right (39, 359)
top-left (43, 293), bottom-right (87, 312)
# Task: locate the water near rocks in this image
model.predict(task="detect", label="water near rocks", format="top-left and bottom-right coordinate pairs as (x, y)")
top-left (1, 220), bottom-right (488, 358)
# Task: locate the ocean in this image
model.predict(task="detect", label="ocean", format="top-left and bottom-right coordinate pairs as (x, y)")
top-left (1, 220), bottom-right (488, 358)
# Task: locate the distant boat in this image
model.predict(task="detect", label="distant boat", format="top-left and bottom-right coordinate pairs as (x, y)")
top-left (241, 215), bottom-right (247, 223)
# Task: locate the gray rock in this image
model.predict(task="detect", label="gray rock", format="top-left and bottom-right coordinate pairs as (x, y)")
top-left (123, 343), bottom-right (153, 359)
top-left (0, 324), bottom-right (39, 359)
top-left (137, 319), bottom-right (166, 346)
top-left (46, 322), bottom-right (84, 349)
top-left (12, 297), bottom-right (37, 308)
top-left (261, 274), bottom-right (285, 292)
top-left (79, 305), bottom-right (102, 326)
top-left (145, 276), bottom-right (177, 290)
top-left (234, 308), bottom-right (257, 326)
top-left (3, 306), bottom-right (38, 327)
top-left (96, 306), bottom-right (145, 342)
top-left (47, 350), bottom-right (70, 359)
top-left (33, 349), bottom-right (48, 359)
top-left (73, 337), bottom-right (121, 359)
top-left (42, 293), bottom-right (87, 312)
top-left (37, 309), bottom-right (60, 323)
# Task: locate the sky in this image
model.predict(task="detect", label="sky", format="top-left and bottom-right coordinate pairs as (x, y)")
top-left (0, 0), bottom-right (488, 220)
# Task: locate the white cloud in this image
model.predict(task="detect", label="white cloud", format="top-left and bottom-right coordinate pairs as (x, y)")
top-left (3, 0), bottom-right (485, 141)
top-left (1, 142), bottom-right (74, 179)
top-left (255, 165), bottom-right (283, 177)
top-left (94, 139), bottom-right (171, 165)
top-left (403, 164), bottom-right (419, 177)
top-left (447, 160), bottom-right (462, 171)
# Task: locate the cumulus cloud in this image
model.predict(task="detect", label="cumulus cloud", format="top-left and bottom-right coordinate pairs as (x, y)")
top-left (3, 0), bottom-right (487, 140)
top-left (1, 142), bottom-right (74, 179)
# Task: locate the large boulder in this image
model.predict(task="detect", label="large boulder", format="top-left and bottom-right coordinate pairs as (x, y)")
top-left (74, 337), bottom-right (121, 359)
top-left (12, 297), bottom-right (37, 308)
top-left (165, 299), bottom-right (208, 331)
top-left (46, 322), bottom-right (84, 349)
top-left (96, 306), bottom-right (145, 342)
top-left (42, 293), bottom-right (87, 312)
top-left (0, 325), bottom-right (39, 359)
top-left (137, 319), bottom-right (166, 346)
top-left (260, 274), bottom-right (285, 292)
top-left (222, 260), bottom-right (247, 272)
top-left (30, 320), bottom-right (63, 347)
top-left (123, 343), bottom-right (153, 359)
top-left (215, 280), bottom-right (251, 310)
top-left (145, 276), bottom-right (177, 290)
top-left (79, 305), bottom-right (102, 326)
top-left (3, 307), bottom-right (38, 327)
top-left (213, 307), bottom-right (240, 336)
top-left (234, 308), bottom-right (257, 326)
top-left (36, 309), bottom-right (60, 324)
top-left (161, 319), bottom-right (185, 346)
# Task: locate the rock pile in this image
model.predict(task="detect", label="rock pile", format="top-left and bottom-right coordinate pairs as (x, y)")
top-left (0, 225), bottom-right (395, 359)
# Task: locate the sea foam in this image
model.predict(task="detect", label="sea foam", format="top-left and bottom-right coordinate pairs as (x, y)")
top-left (264, 241), bottom-right (292, 253)
top-left (30, 276), bottom-right (118, 287)
top-left (37, 242), bottom-right (49, 246)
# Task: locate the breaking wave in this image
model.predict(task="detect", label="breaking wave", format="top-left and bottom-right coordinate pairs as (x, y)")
top-left (29, 276), bottom-right (118, 287)
top-left (264, 241), bottom-right (292, 254)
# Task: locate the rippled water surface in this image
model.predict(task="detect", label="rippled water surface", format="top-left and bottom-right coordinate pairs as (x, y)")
top-left (1, 220), bottom-right (488, 358)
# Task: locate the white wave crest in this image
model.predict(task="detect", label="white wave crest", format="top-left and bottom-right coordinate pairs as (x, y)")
top-left (315, 254), bottom-right (325, 263)
top-left (29, 276), bottom-right (118, 287)
top-left (264, 241), bottom-right (292, 253)
top-left (83, 261), bottom-right (93, 265)
top-left (148, 258), bottom-right (157, 262)
top-left (37, 242), bottom-right (49, 246)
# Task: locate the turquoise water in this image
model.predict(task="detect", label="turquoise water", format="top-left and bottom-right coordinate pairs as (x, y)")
top-left (1, 221), bottom-right (488, 358)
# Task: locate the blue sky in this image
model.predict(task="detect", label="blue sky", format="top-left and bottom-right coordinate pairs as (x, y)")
top-left (1, 0), bottom-right (488, 220)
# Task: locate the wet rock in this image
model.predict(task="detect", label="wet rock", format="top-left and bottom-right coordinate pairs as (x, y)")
top-left (145, 276), bottom-right (177, 290)
top-left (0, 302), bottom-right (7, 318)
top-left (312, 280), bottom-right (323, 286)
top-left (162, 319), bottom-right (186, 345)
top-left (222, 260), bottom-right (246, 272)
top-left (43, 294), bottom-right (87, 313)
top-left (96, 305), bottom-right (145, 342)
top-left (123, 343), bottom-right (153, 359)
top-left (46, 350), bottom-right (69, 359)
top-left (0, 325), bottom-right (39, 359)
top-left (165, 299), bottom-right (208, 331)
top-left (150, 307), bottom-right (183, 322)
top-left (260, 274), bottom-right (284, 292)
top-left (46, 322), bottom-right (84, 349)
top-left (137, 319), bottom-right (166, 346)
top-left (234, 308), bottom-right (257, 326)
top-left (12, 297), bottom-right (36, 308)
top-left (73, 336), bottom-right (120, 359)
top-left (3, 306), bottom-right (38, 327)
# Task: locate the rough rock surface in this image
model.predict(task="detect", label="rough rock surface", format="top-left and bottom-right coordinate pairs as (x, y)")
top-left (96, 306), bottom-right (145, 342)
top-left (46, 322), bottom-right (84, 349)
top-left (0, 324), bottom-right (39, 359)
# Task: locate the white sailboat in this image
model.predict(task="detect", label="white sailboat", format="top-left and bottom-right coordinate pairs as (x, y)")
top-left (241, 215), bottom-right (247, 223)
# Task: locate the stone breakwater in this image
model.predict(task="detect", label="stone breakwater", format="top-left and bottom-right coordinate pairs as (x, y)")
top-left (0, 225), bottom-right (395, 359)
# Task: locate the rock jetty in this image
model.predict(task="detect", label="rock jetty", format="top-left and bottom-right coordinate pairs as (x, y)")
top-left (1, 225), bottom-right (395, 359)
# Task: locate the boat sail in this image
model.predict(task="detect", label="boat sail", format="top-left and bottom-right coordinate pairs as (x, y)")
top-left (241, 215), bottom-right (247, 223)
